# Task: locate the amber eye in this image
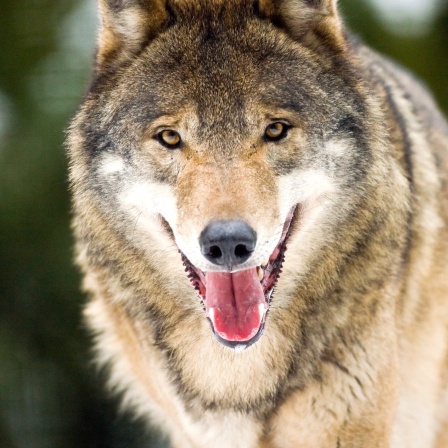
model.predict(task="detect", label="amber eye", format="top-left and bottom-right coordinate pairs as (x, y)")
top-left (264, 122), bottom-right (289, 141)
top-left (157, 130), bottom-right (182, 149)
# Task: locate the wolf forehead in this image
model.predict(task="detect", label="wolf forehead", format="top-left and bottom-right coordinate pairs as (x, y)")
top-left (85, 0), bottom-right (366, 140)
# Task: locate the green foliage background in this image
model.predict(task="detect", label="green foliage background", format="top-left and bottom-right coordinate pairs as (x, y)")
top-left (0, 1), bottom-right (447, 447)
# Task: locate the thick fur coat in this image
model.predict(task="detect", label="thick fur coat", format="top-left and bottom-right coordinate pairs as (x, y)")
top-left (67, 1), bottom-right (448, 446)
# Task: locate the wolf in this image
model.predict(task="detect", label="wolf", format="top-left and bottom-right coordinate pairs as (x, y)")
top-left (67, 0), bottom-right (448, 446)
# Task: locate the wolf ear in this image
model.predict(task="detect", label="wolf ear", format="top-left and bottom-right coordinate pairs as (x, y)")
top-left (96, 0), bottom-right (171, 69)
top-left (257, 0), bottom-right (345, 50)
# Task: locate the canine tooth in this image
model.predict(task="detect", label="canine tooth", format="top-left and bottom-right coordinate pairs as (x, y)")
top-left (258, 303), bottom-right (267, 322)
top-left (208, 307), bottom-right (216, 324)
top-left (257, 266), bottom-right (264, 280)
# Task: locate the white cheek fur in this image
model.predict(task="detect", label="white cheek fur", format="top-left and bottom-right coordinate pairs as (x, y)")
top-left (98, 153), bottom-right (125, 176)
top-left (325, 138), bottom-right (350, 157)
top-left (99, 153), bottom-right (178, 230)
top-left (277, 169), bottom-right (336, 218)
top-left (119, 181), bottom-right (178, 230)
top-left (116, 180), bottom-right (186, 279)
top-left (103, 153), bottom-right (338, 276)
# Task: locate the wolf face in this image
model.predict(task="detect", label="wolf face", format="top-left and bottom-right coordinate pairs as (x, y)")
top-left (71, 0), bottom-right (393, 351)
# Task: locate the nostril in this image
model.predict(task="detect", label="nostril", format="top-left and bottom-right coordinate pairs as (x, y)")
top-left (208, 245), bottom-right (223, 260)
top-left (234, 244), bottom-right (252, 260)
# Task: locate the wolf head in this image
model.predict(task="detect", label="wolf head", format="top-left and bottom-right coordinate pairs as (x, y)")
top-left (69, 0), bottom-right (404, 352)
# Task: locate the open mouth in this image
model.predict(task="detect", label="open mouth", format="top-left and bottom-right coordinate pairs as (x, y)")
top-left (181, 206), bottom-right (297, 351)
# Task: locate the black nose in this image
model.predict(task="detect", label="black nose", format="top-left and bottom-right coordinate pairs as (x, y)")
top-left (199, 220), bottom-right (257, 269)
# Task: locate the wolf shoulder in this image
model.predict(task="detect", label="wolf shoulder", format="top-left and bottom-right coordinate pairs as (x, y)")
top-left (352, 40), bottom-right (448, 190)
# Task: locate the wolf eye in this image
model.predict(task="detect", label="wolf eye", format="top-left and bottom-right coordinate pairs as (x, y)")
top-left (264, 122), bottom-right (289, 141)
top-left (157, 130), bottom-right (182, 149)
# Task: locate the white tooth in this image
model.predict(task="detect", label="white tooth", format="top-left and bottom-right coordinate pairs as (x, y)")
top-left (262, 259), bottom-right (269, 268)
top-left (258, 303), bottom-right (267, 322)
top-left (257, 266), bottom-right (264, 281)
top-left (208, 307), bottom-right (216, 325)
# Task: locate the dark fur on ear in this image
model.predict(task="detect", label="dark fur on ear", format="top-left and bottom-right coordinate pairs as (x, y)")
top-left (257, 0), bottom-right (345, 51)
top-left (96, 0), bottom-right (174, 69)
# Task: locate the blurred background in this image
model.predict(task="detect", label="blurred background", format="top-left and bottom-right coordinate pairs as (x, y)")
top-left (0, 0), bottom-right (447, 447)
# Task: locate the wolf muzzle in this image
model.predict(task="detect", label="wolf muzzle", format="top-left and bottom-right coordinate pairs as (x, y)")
top-left (182, 208), bottom-right (297, 351)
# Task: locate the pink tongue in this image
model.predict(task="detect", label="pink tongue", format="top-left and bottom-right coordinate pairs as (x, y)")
top-left (205, 268), bottom-right (266, 342)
